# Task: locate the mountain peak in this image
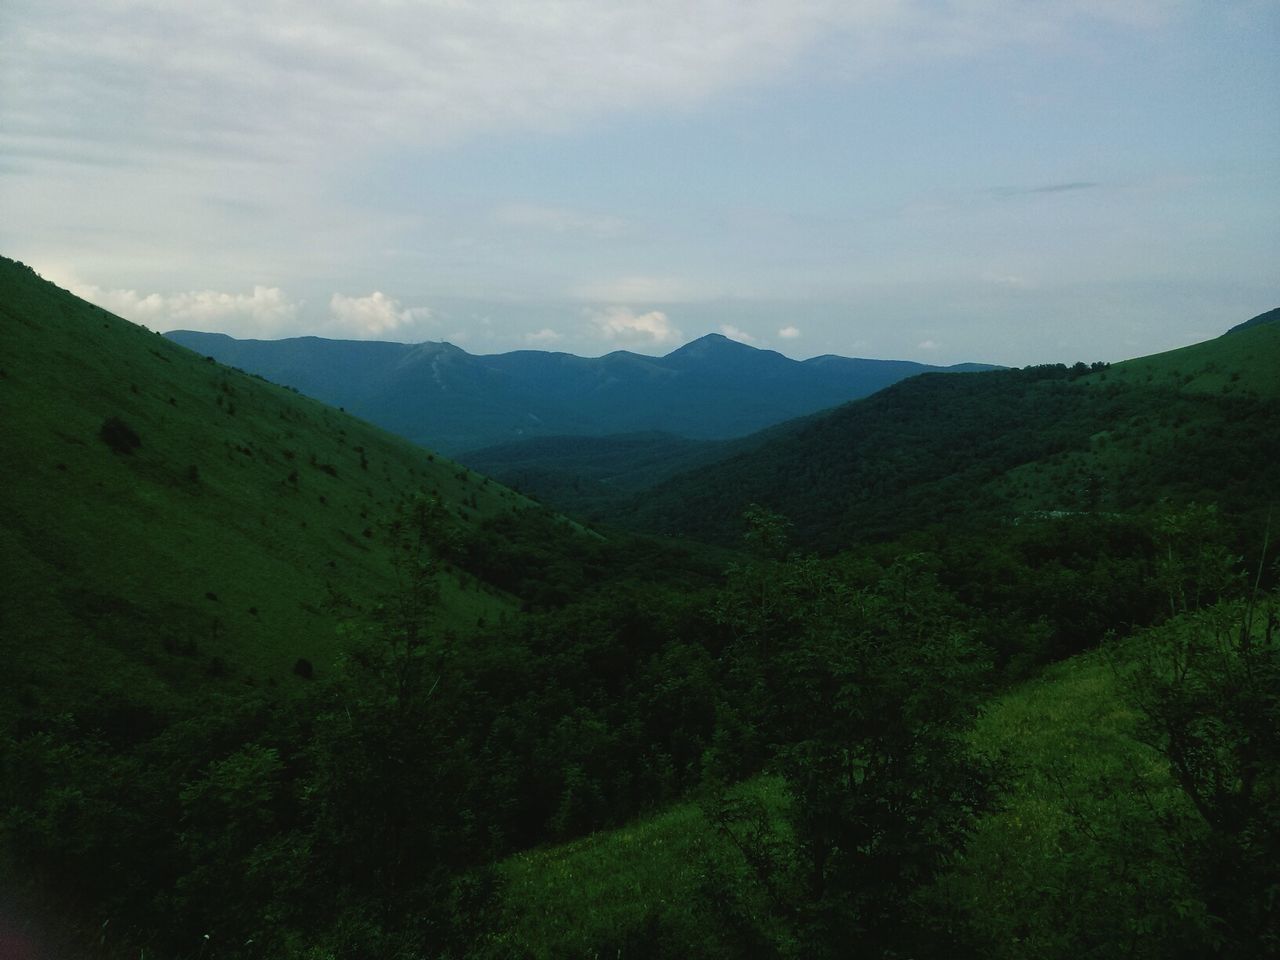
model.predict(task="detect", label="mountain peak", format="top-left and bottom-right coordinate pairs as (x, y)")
top-left (664, 332), bottom-right (760, 360)
top-left (670, 335), bottom-right (747, 358)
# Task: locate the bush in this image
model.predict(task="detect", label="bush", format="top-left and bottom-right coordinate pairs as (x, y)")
top-left (99, 416), bottom-right (141, 454)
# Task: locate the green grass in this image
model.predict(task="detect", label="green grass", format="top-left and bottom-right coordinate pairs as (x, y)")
top-left (937, 648), bottom-right (1201, 957)
top-left (0, 256), bottom-right (535, 720)
top-left (490, 777), bottom-right (790, 957)
top-left (490, 644), bottom-right (1204, 957)
top-left (1099, 320), bottom-right (1280, 399)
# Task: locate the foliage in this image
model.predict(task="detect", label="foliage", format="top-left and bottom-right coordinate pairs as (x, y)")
top-left (98, 416), bottom-right (141, 454)
top-left (625, 359), bottom-right (1280, 553)
top-left (1120, 590), bottom-right (1280, 955)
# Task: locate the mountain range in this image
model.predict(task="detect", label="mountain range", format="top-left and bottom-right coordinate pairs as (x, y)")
top-left (164, 329), bottom-right (997, 454)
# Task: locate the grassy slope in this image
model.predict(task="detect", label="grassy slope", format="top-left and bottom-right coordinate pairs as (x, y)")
top-left (490, 648), bottom-right (1192, 957)
top-left (1101, 319), bottom-right (1280, 399)
top-left (0, 257), bottom-right (531, 722)
top-left (986, 321), bottom-right (1280, 515)
top-left (492, 777), bottom-right (792, 958)
top-left (939, 648), bottom-right (1197, 957)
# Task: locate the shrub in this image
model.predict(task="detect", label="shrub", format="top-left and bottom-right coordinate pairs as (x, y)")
top-left (99, 416), bottom-right (141, 454)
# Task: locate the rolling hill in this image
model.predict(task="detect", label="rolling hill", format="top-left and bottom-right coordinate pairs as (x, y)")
top-left (164, 328), bottom-right (997, 454)
top-left (617, 317), bottom-right (1280, 550)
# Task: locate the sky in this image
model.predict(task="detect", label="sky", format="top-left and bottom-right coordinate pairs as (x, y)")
top-left (2, 1), bottom-right (1277, 366)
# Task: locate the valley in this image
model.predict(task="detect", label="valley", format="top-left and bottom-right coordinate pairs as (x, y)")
top-left (2, 258), bottom-right (1277, 959)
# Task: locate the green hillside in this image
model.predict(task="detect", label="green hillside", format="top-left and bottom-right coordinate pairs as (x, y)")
top-left (0, 256), bottom-right (732, 958)
top-left (0, 256), bottom-right (534, 720)
top-left (1101, 315), bottom-right (1280, 399)
top-left (621, 322), bottom-right (1280, 551)
top-left (489, 594), bottom-right (1276, 959)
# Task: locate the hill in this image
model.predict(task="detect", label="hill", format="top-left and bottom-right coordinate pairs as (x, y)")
top-left (1104, 312), bottom-right (1280, 398)
top-left (164, 328), bottom-right (998, 454)
top-left (618, 323), bottom-right (1280, 550)
top-left (1224, 305), bottom-right (1280, 335)
top-left (0, 256), bottom-right (549, 720)
top-left (0, 255), bottom-right (735, 958)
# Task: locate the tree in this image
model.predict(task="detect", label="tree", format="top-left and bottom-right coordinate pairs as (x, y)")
top-left (1123, 589), bottom-right (1280, 955)
top-left (712, 510), bottom-right (1001, 956)
top-left (309, 495), bottom-right (475, 899)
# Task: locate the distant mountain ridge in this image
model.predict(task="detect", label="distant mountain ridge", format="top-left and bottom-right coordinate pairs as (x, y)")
top-left (164, 330), bottom-right (998, 454)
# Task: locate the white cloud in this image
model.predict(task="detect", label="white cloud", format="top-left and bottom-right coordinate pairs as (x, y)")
top-left (586, 305), bottom-right (683, 347)
top-left (719, 323), bottom-right (757, 344)
top-left (62, 279), bottom-right (299, 337)
top-left (778, 325), bottom-right (801, 339)
top-left (918, 339), bottom-right (939, 350)
top-left (524, 327), bottom-right (564, 344)
top-left (328, 292), bottom-right (431, 339)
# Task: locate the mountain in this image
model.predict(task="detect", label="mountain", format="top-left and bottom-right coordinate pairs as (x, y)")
top-left (616, 318), bottom-right (1280, 550)
top-left (164, 329), bottom-right (999, 454)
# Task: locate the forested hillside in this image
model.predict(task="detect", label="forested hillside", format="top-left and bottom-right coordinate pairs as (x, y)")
top-left (622, 323), bottom-right (1280, 551)
top-left (3, 262), bottom-right (1276, 960)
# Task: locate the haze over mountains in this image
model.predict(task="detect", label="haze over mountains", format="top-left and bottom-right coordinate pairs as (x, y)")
top-left (165, 329), bottom-right (997, 455)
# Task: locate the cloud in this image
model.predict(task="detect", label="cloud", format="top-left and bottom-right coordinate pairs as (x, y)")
top-left (524, 327), bottom-right (564, 344)
top-left (1030, 181), bottom-right (1101, 194)
top-left (586, 305), bottom-right (683, 347)
top-left (778, 325), bottom-right (801, 339)
top-left (62, 279), bottom-right (299, 337)
top-left (917, 339), bottom-right (939, 350)
top-left (328, 292), bottom-right (431, 339)
top-left (719, 323), bottom-right (757, 344)
top-left (0, 1), bottom-right (829, 170)
top-left (990, 181), bottom-right (1103, 198)
top-left (2, 2), bottom-right (1185, 172)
